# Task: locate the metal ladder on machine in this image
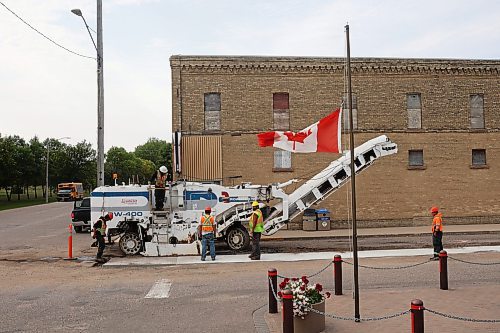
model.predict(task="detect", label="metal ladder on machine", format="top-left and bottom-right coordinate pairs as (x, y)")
top-left (148, 185), bottom-right (172, 255)
top-left (263, 135), bottom-right (398, 235)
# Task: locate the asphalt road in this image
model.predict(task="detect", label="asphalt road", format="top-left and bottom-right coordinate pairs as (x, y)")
top-left (0, 204), bottom-right (499, 332)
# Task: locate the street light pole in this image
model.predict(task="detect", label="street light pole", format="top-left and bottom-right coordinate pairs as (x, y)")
top-left (72, 1), bottom-right (104, 187)
top-left (45, 137), bottom-right (70, 203)
top-left (96, 0), bottom-right (104, 187)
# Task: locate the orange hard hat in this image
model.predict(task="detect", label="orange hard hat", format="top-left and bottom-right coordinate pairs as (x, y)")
top-left (205, 206), bottom-right (211, 212)
top-left (430, 206), bottom-right (439, 213)
top-left (106, 212), bottom-right (113, 220)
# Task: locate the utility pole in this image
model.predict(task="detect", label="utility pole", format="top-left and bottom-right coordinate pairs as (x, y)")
top-left (97, 0), bottom-right (105, 187)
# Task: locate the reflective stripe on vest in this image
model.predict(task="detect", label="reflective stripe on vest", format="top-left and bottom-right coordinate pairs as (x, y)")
top-left (156, 170), bottom-right (166, 188)
top-left (432, 213), bottom-right (443, 232)
top-left (249, 209), bottom-right (264, 233)
top-left (201, 214), bottom-right (214, 232)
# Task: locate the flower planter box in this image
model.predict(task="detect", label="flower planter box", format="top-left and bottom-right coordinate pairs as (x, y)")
top-left (293, 300), bottom-right (326, 333)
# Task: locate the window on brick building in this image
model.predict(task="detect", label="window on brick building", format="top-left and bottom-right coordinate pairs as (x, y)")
top-left (204, 93), bottom-right (221, 131)
top-left (407, 93), bottom-right (422, 129)
top-left (273, 93), bottom-right (290, 130)
top-left (274, 150), bottom-right (292, 171)
top-left (342, 94), bottom-right (358, 131)
top-left (472, 149), bottom-right (486, 166)
top-left (470, 94), bottom-right (485, 129)
top-left (408, 150), bottom-right (424, 167)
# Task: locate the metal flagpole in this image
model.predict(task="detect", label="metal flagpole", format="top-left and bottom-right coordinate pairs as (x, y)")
top-left (345, 23), bottom-right (360, 322)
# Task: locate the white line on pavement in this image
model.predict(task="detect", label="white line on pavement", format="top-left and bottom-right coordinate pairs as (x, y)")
top-left (105, 245), bottom-right (500, 267)
top-left (145, 279), bottom-right (172, 299)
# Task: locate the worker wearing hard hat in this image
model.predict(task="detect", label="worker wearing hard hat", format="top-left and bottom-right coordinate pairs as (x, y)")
top-left (150, 165), bottom-right (168, 210)
top-left (249, 201), bottom-right (264, 260)
top-left (430, 206), bottom-right (444, 260)
top-left (200, 206), bottom-right (216, 261)
top-left (93, 212), bottom-right (113, 262)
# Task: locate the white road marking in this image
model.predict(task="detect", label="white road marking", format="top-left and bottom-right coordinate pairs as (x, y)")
top-left (145, 279), bottom-right (172, 299)
top-left (105, 245), bottom-right (500, 267)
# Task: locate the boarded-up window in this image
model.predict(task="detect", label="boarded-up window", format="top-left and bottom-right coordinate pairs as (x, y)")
top-left (408, 150), bottom-right (424, 166)
top-left (273, 93), bottom-right (290, 130)
top-left (342, 94), bottom-right (358, 131)
top-left (472, 149), bottom-right (486, 166)
top-left (204, 93), bottom-right (221, 131)
top-left (407, 93), bottom-right (422, 129)
top-left (274, 150), bottom-right (292, 170)
top-left (470, 94), bottom-right (485, 129)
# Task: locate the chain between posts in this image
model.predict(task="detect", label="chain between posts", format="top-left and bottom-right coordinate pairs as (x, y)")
top-left (277, 261), bottom-right (333, 279)
top-left (425, 308), bottom-right (500, 323)
top-left (268, 277), bottom-right (282, 303)
top-left (307, 306), bottom-right (410, 321)
top-left (342, 259), bottom-right (430, 270)
top-left (448, 256), bottom-right (500, 266)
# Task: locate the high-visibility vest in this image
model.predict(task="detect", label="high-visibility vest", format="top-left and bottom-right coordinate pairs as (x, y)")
top-left (156, 170), bottom-right (166, 188)
top-left (432, 213), bottom-right (443, 232)
top-left (97, 218), bottom-right (106, 235)
top-left (249, 209), bottom-right (264, 233)
top-left (200, 214), bottom-right (215, 233)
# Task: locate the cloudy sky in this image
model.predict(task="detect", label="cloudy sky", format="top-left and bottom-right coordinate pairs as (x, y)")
top-left (1, 0), bottom-right (499, 151)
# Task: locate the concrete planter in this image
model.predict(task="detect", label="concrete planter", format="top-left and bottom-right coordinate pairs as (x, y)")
top-left (293, 301), bottom-right (326, 333)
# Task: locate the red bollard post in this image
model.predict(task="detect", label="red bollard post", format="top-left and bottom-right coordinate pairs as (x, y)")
top-left (268, 268), bottom-right (278, 314)
top-left (411, 299), bottom-right (424, 333)
top-left (439, 250), bottom-right (448, 290)
top-left (68, 224), bottom-right (73, 259)
top-left (334, 255), bottom-right (343, 295)
top-left (282, 289), bottom-right (294, 333)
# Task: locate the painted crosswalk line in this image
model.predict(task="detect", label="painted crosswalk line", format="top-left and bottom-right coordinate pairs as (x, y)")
top-left (145, 279), bottom-right (172, 299)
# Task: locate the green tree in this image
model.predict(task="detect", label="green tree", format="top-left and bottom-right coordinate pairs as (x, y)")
top-left (29, 137), bottom-right (46, 198)
top-left (134, 138), bottom-right (171, 175)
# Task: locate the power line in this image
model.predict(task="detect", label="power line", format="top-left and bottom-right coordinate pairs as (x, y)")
top-left (0, 1), bottom-right (96, 60)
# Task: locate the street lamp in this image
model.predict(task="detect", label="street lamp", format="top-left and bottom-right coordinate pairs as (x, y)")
top-left (71, 1), bottom-right (105, 187)
top-left (46, 137), bottom-right (71, 203)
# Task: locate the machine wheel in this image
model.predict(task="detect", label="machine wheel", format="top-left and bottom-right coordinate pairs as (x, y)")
top-left (74, 226), bottom-right (83, 233)
top-left (226, 226), bottom-right (250, 251)
top-left (119, 232), bottom-right (142, 255)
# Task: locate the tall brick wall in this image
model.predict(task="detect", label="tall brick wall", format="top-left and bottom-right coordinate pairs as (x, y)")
top-left (170, 56), bottom-right (500, 227)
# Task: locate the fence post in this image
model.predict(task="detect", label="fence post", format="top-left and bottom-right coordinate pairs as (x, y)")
top-left (268, 268), bottom-right (278, 314)
top-left (282, 289), bottom-right (294, 333)
top-left (439, 250), bottom-right (448, 290)
top-left (411, 299), bottom-right (424, 333)
top-left (334, 255), bottom-right (343, 295)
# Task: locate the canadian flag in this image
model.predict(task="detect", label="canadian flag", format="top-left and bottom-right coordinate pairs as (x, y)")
top-left (257, 108), bottom-right (342, 153)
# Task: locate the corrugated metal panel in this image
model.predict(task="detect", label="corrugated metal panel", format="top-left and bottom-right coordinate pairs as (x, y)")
top-left (181, 135), bottom-right (222, 181)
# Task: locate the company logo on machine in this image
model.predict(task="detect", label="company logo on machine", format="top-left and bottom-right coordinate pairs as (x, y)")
top-left (121, 198), bottom-right (138, 205)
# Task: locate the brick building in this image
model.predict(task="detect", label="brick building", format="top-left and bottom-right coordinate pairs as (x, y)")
top-left (170, 56), bottom-right (500, 228)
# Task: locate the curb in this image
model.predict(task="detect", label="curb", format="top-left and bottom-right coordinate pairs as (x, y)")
top-left (261, 230), bottom-right (500, 242)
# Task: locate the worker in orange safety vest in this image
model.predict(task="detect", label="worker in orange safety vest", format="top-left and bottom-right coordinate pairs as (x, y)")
top-left (200, 206), bottom-right (216, 261)
top-left (430, 206), bottom-right (444, 260)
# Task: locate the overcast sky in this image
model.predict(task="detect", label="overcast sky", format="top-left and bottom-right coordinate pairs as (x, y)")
top-left (1, 0), bottom-right (499, 151)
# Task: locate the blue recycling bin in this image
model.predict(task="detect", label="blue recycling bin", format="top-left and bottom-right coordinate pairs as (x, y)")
top-left (315, 209), bottom-right (331, 231)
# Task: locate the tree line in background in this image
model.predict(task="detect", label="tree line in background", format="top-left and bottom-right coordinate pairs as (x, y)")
top-left (0, 134), bottom-right (171, 201)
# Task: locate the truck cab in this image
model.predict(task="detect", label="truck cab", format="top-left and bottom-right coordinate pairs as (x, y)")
top-left (71, 197), bottom-right (91, 233)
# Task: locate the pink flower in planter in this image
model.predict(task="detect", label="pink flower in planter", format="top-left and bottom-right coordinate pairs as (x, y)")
top-left (325, 292), bottom-right (331, 298)
top-left (315, 283), bottom-right (323, 292)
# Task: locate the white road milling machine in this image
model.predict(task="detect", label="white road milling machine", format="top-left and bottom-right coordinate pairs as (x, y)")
top-left (90, 135), bottom-right (397, 256)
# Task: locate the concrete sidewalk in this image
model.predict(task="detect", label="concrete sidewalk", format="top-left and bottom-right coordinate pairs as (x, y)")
top-left (264, 251), bottom-right (500, 333)
top-left (263, 224), bottom-right (500, 241)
